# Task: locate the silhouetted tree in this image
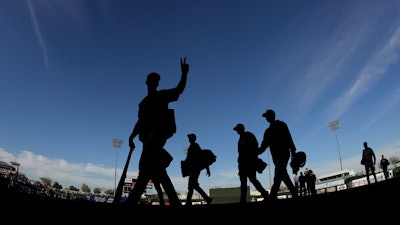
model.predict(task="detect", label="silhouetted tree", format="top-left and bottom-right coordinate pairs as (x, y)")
top-left (105, 189), bottom-right (114, 195)
top-left (40, 177), bottom-right (52, 187)
top-left (69, 185), bottom-right (79, 192)
top-left (81, 183), bottom-right (91, 193)
top-left (52, 181), bottom-right (63, 190)
top-left (389, 156), bottom-right (400, 166)
top-left (93, 187), bottom-right (102, 194)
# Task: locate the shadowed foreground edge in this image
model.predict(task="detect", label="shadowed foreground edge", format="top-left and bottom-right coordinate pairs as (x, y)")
top-left (2, 176), bottom-right (398, 221)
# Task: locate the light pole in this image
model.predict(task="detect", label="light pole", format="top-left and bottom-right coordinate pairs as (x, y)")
top-left (329, 119), bottom-right (343, 171)
top-left (266, 152), bottom-right (272, 189)
top-left (113, 138), bottom-right (123, 197)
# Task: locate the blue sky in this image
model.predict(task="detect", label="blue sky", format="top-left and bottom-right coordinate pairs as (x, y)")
top-left (1, 0), bottom-right (400, 195)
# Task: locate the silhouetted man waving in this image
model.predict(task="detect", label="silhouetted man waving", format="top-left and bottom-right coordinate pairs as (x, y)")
top-left (126, 57), bottom-right (189, 207)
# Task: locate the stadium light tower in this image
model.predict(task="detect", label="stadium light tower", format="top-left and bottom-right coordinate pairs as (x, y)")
top-left (113, 138), bottom-right (123, 197)
top-left (329, 119), bottom-right (343, 171)
top-left (266, 152), bottom-right (272, 189)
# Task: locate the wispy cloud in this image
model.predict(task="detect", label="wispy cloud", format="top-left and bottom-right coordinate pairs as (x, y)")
top-left (296, 33), bottom-right (363, 112)
top-left (26, 0), bottom-right (49, 69)
top-left (294, 5), bottom-right (380, 117)
top-left (328, 25), bottom-right (400, 119)
top-left (360, 82), bottom-right (400, 132)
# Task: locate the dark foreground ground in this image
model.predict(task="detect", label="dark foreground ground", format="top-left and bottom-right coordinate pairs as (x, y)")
top-left (2, 177), bottom-right (398, 222)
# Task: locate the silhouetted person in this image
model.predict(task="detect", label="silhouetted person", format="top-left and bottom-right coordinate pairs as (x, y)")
top-left (306, 169), bottom-right (316, 195)
top-left (380, 154), bottom-right (390, 180)
top-left (304, 168), bottom-right (311, 195)
top-left (184, 133), bottom-right (213, 205)
top-left (362, 141), bottom-right (377, 185)
top-left (258, 109), bottom-right (298, 200)
top-left (233, 123), bottom-right (269, 203)
top-left (126, 57), bottom-right (189, 206)
top-left (298, 171), bottom-right (307, 197)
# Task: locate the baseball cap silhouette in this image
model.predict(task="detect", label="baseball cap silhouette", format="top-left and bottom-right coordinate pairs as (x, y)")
top-left (233, 123), bottom-right (244, 131)
top-left (262, 109), bottom-right (275, 118)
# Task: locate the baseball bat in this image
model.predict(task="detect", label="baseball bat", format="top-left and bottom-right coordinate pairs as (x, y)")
top-left (113, 147), bottom-right (134, 204)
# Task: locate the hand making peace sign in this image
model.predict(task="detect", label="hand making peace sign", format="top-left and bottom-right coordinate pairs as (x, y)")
top-left (180, 57), bottom-right (189, 75)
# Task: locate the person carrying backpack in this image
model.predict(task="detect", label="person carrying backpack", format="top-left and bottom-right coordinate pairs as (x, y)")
top-left (184, 133), bottom-right (213, 205)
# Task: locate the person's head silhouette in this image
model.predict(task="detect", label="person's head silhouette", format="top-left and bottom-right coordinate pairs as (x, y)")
top-left (187, 133), bottom-right (196, 143)
top-left (233, 123), bottom-right (245, 134)
top-left (146, 72), bottom-right (160, 89)
top-left (262, 109), bottom-right (276, 123)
